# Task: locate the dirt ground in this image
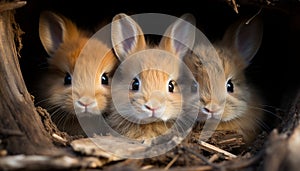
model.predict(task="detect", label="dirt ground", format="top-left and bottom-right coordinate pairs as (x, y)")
top-left (33, 105), bottom-right (285, 171)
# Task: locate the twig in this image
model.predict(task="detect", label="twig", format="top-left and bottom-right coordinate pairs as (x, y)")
top-left (164, 154), bottom-right (179, 170)
top-left (217, 150), bottom-right (264, 170)
top-left (198, 140), bottom-right (237, 159)
top-left (231, 0), bottom-right (239, 14)
top-left (218, 137), bottom-right (240, 145)
top-left (0, 154), bottom-right (106, 170)
top-left (208, 154), bottom-right (219, 163)
top-left (182, 146), bottom-right (221, 170)
top-left (0, 1), bottom-right (26, 13)
top-left (52, 133), bottom-right (68, 144)
top-left (141, 165), bottom-right (154, 170)
top-left (246, 8), bottom-right (263, 24)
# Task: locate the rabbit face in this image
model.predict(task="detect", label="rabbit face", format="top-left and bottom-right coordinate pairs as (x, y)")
top-left (37, 11), bottom-right (119, 135)
top-left (114, 50), bottom-right (183, 123)
top-left (185, 16), bottom-right (264, 141)
top-left (189, 46), bottom-right (250, 121)
top-left (108, 13), bottom-right (196, 139)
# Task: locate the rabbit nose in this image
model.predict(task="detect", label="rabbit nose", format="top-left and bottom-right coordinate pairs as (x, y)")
top-left (202, 107), bottom-right (211, 114)
top-left (202, 107), bottom-right (220, 115)
top-left (77, 97), bottom-right (97, 107)
top-left (78, 101), bottom-right (91, 107)
top-left (144, 101), bottom-right (160, 111)
top-left (144, 104), bottom-right (159, 111)
top-left (201, 104), bottom-right (222, 115)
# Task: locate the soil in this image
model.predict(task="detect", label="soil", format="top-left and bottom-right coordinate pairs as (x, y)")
top-left (33, 104), bottom-right (284, 171)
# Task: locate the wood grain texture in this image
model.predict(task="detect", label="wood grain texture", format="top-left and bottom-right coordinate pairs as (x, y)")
top-left (0, 0), bottom-right (59, 155)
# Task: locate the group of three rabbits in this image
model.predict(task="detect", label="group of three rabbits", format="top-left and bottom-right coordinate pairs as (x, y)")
top-left (36, 11), bottom-right (264, 143)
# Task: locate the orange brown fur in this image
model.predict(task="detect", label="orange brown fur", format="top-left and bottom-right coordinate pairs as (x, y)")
top-left (188, 46), bottom-right (264, 142)
top-left (107, 13), bottom-right (195, 140)
top-left (185, 36), bottom-right (264, 143)
top-left (108, 49), bottom-right (183, 140)
top-left (37, 11), bottom-right (119, 135)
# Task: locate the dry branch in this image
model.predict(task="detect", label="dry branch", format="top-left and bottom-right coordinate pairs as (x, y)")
top-left (262, 89), bottom-right (300, 171)
top-left (198, 140), bottom-right (237, 159)
top-left (0, 0), bottom-right (61, 155)
top-left (0, 154), bottom-right (106, 171)
top-left (0, 1), bottom-right (26, 12)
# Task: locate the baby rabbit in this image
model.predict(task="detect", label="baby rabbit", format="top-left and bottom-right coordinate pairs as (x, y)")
top-left (106, 13), bottom-right (196, 140)
top-left (37, 11), bottom-right (119, 135)
top-left (184, 17), bottom-right (264, 142)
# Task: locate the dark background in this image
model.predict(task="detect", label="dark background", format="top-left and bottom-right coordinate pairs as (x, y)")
top-left (16, 0), bottom-right (300, 124)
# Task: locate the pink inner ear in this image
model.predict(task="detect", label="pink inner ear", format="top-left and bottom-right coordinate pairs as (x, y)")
top-left (170, 19), bottom-right (194, 58)
top-left (51, 23), bottom-right (64, 48)
top-left (121, 37), bottom-right (136, 54)
top-left (173, 39), bottom-right (187, 55)
top-left (237, 28), bottom-right (251, 57)
top-left (235, 19), bottom-right (263, 64)
top-left (119, 18), bottom-right (137, 53)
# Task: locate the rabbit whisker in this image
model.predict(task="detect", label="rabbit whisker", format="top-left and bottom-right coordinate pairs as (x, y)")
top-left (247, 105), bottom-right (282, 120)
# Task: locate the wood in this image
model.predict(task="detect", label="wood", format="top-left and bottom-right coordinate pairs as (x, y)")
top-left (0, 0), bottom-right (60, 155)
top-left (0, 1), bottom-right (26, 12)
top-left (70, 137), bottom-right (123, 161)
top-left (0, 154), bottom-right (105, 170)
top-left (262, 89), bottom-right (300, 171)
top-left (198, 140), bottom-right (237, 159)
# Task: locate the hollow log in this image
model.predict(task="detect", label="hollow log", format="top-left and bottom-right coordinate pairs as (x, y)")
top-left (0, 0), bottom-right (60, 155)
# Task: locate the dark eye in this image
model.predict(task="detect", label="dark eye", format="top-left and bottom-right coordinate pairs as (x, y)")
top-left (101, 73), bottom-right (109, 85)
top-left (64, 72), bottom-right (72, 85)
top-left (191, 80), bottom-right (198, 93)
top-left (168, 80), bottom-right (175, 93)
top-left (226, 79), bottom-right (234, 93)
top-left (131, 78), bottom-right (140, 91)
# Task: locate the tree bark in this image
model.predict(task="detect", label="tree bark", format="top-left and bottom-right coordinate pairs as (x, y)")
top-left (262, 89), bottom-right (300, 171)
top-left (0, 0), bottom-right (60, 155)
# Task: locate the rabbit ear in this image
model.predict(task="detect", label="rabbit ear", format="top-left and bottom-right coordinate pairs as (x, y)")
top-left (111, 13), bottom-right (146, 62)
top-left (223, 16), bottom-right (263, 64)
top-left (159, 13), bottom-right (196, 60)
top-left (39, 11), bottom-right (73, 57)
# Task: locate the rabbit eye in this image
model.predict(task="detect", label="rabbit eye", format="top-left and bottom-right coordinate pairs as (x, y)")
top-left (64, 72), bottom-right (72, 85)
top-left (191, 80), bottom-right (198, 93)
top-left (101, 73), bottom-right (109, 85)
top-left (168, 80), bottom-right (175, 93)
top-left (131, 78), bottom-right (140, 91)
top-left (226, 79), bottom-right (234, 93)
